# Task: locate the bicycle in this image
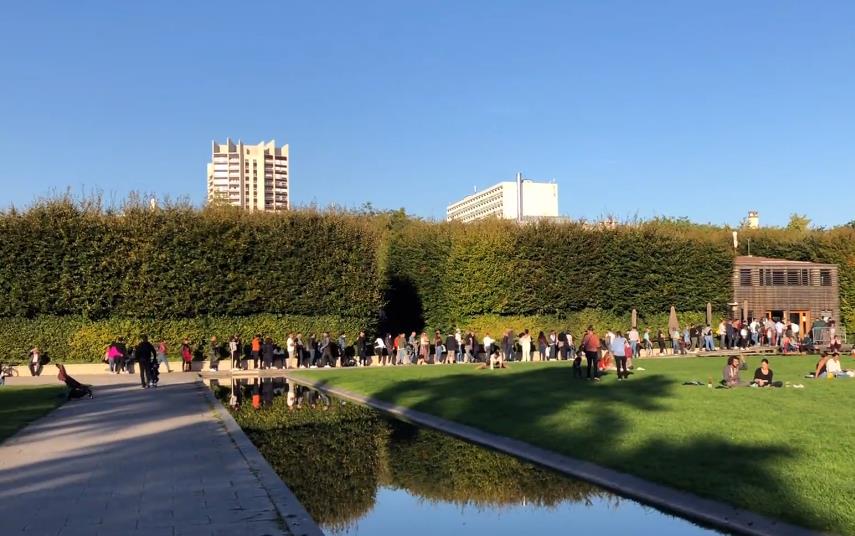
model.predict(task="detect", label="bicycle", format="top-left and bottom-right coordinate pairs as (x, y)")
top-left (1, 363), bottom-right (19, 378)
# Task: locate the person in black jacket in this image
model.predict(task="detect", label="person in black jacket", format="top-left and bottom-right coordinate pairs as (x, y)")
top-left (261, 337), bottom-right (274, 370)
top-left (355, 331), bottom-right (367, 367)
top-left (444, 332), bottom-right (458, 364)
top-left (136, 334), bottom-right (157, 389)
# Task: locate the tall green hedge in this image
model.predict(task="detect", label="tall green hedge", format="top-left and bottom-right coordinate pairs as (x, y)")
top-left (2, 200), bottom-right (854, 362)
top-left (0, 200), bottom-right (382, 320)
top-left (384, 218), bottom-right (735, 331)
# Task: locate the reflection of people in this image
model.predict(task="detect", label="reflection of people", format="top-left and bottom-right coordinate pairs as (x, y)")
top-left (722, 356), bottom-right (742, 387)
top-left (751, 359), bottom-right (781, 387)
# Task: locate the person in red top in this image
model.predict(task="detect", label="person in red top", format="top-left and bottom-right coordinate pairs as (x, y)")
top-left (581, 326), bottom-right (601, 381)
top-left (251, 335), bottom-right (262, 369)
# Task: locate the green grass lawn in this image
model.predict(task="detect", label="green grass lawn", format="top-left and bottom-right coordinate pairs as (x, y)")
top-left (0, 385), bottom-right (66, 442)
top-left (292, 356), bottom-right (855, 534)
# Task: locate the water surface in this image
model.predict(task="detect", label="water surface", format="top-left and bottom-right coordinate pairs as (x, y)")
top-left (211, 377), bottom-right (725, 535)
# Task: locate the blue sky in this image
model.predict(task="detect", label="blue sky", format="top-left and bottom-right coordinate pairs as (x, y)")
top-left (1, 1), bottom-right (853, 226)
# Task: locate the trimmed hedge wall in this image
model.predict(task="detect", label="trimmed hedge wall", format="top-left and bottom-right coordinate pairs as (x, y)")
top-left (0, 200), bottom-right (382, 321)
top-left (3, 200), bottom-right (855, 362)
top-left (385, 218), bottom-right (734, 331)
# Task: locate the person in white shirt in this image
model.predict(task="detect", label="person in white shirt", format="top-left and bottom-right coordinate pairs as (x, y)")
top-left (628, 328), bottom-right (639, 357)
top-left (374, 336), bottom-right (385, 366)
top-left (519, 330), bottom-right (532, 362)
top-left (482, 333), bottom-right (494, 359)
top-left (286, 335), bottom-right (296, 368)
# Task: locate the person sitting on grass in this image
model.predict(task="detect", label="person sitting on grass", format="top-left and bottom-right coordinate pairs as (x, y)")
top-left (751, 358), bottom-right (782, 387)
top-left (476, 347), bottom-right (507, 370)
top-left (722, 356), bottom-right (742, 387)
top-left (813, 352), bottom-right (850, 379)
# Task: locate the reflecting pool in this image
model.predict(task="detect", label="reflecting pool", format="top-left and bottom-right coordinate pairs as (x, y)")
top-left (210, 377), bottom-right (725, 535)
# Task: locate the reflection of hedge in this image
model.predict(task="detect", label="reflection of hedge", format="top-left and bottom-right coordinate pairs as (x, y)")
top-left (0, 314), bottom-right (363, 363)
top-left (385, 423), bottom-right (601, 507)
top-left (0, 199), bottom-right (382, 320)
top-left (234, 399), bottom-right (386, 532)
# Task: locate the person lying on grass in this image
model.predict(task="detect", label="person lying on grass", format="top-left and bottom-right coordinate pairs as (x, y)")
top-left (721, 356), bottom-right (742, 387)
top-left (751, 358), bottom-right (782, 387)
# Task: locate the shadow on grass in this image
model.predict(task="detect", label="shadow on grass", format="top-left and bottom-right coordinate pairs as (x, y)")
top-left (349, 366), bottom-right (827, 533)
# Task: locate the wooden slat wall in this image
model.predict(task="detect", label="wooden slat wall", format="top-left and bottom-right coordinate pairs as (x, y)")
top-left (731, 261), bottom-right (839, 320)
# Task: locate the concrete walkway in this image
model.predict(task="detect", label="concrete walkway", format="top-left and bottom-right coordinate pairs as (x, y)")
top-left (0, 374), bottom-right (318, 536)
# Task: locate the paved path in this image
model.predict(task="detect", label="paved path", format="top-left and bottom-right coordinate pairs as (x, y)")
top-left (0, 374), bottom-right (309, 536)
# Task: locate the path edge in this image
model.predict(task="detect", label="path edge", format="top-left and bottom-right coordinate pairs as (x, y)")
top-left (198, 380), bottom-right (325, 536)
top-left (287, 373), bottom-right (829, 536)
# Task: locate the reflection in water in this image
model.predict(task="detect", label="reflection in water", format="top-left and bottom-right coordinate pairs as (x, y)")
top-left (211, 378), bottom-right (722, 536)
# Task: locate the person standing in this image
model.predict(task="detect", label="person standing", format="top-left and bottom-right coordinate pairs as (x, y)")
top-left (611, 331), bottom-right (628, 380)
top-left (482, 332), bottom-right (494, 361)
top-left (307, 334), bottom-right (318, 367)
top-left (656, 329), bottom-right (666, 355)
top-left (628, 327), bottom-right (640, 358)
top-left (156, 339), bottom-right (171, 373)
top-left (260, 337), bottom-right (273, 370)
top-left (229, 336), bottom-right (240, 370)
top-left (581, 326), bottom-right (601, 381)
top-left (396, 333), bottom-right (408, 365)
top-left (208, 336), bottom-right (220, 372)
top-left (180, 338), bottom-right (193, 372)
top-left (286, 334), bottom-right (296, 368)
top-left (136, 334), bottom-right (157, 389)
top-left (548, 330), bottom-right (558, 360)
top-left (250, 335), bottom-right (262, 369)
top-left (355, 331), bottom-right (367, 367)
top-left (519, 329), bottom-right (532, 362)
top-left (443, 331), bottom-right (457, 364)
top-left (433, 331), bottom-right (444, 364)
top-left (537, 331), bottom-right (548, 362)
top-left (28, 346), bottom-right (42, 376)
top-left (454, 328), bottom-right (463, 363)
top-left (502, 330), bottom-right (514, 362)
top-left (463, 331), bottom-right (475, 363)
top-left (418, 332), bottom-right (430, 364)
top-left (557, 330), bottom-right (568, 361)
top-left (295, 333), bottom-right (305, 368)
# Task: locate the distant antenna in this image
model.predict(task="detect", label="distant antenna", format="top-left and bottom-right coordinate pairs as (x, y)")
top-left (473, 185), bottom-right (477, 193)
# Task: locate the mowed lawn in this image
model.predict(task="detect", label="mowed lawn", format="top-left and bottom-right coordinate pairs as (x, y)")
top-left (0, 385), bottom-right (66, 442)
top-left (292, 356), bottom-right (855, 534)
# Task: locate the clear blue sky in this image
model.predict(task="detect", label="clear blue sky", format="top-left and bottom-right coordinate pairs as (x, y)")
top-left (2, 1), bottom-right (854, 227)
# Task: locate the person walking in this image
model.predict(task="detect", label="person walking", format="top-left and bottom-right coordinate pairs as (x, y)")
top-left (180, 338), bottom-right (193, 372)
top-left (286, 334), bottom-right (296, 368)
top-left (228, 336), bottom-right (239, 370)
top-left (208, 336), bottom-right (220, 372)
top-left (581, 326), bottom-right (601, 381)
top-left (464, 331), bottom-right (475, 363)
top-left (28, 346), bottom-right (43, 376)
top-left (156, 339), bottom-right (171, 373)
top-left (136, 334), bottom-right (157, 389)
top-left (295, 333), bottom-right (305, 368)
top-left (519, 329), bottom-right (532, 362)
top-left (611, 331), bottom-right (628, 380)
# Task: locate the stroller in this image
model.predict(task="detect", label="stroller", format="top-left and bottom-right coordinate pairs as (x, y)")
top-left (56, 364), bottom-right (94, 400)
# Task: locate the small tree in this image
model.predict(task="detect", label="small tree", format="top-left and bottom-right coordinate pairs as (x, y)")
top-left (786, 213), bottom-right (811, 231)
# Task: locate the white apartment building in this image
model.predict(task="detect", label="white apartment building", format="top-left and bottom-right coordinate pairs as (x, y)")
top-left (206, 139), bottom-right (289, 212)
top-left (446, 174), bottom-right (559, 223)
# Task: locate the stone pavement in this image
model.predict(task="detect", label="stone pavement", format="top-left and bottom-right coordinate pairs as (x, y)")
top-left (0, 373), bottom-right (317, 536)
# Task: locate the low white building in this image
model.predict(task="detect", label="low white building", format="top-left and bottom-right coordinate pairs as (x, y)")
top-left (446, 174), bottom-right (559, 223)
